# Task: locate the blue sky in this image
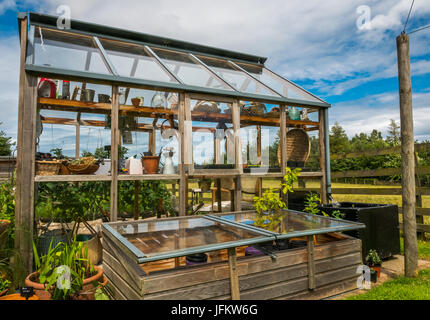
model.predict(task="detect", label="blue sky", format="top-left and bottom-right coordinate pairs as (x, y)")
top-left (1, 0), bottom-right (430, 156)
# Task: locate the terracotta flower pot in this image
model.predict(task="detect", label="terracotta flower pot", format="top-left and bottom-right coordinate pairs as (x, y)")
top-left (25, 265), bottom-right (104, 300)
top-left (142, 156), bottom-right (160, 174)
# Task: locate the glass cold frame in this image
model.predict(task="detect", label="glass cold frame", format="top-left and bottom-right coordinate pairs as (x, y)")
top-left (33, 27), bottom-right (109, 74)
top-left (214, 210), bottom-right (365, 238)
top-left (109, 216), bottom-right (266, 259)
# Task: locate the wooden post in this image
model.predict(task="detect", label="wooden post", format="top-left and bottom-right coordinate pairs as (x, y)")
top-left (397, 33), bottom-right (418, 277)
top-left (414, 152), bottom-right (424, 240)
top-left (110, 86), bottom-right (119, 222)
top-left (15, 15), bottom-right (38, 273)
top-left (319, 109), bottom-right (328, 204)
top-left (307, 235), bottom-right (315, 290)
top-left (228, 247), bottom-right (240, 300)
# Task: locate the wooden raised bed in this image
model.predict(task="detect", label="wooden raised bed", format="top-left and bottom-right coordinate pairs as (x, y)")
top-left (102, 232), bottom-right (362, 300)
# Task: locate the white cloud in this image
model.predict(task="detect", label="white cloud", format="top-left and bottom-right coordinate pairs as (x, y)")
top-left (1, 0), bottom-right (430, 145)
top-left (0, 0), bottom-right (16, 15)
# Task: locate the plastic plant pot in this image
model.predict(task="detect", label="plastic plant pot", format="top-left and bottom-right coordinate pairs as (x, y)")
top-left (186, 253), bottom-right (208, 266)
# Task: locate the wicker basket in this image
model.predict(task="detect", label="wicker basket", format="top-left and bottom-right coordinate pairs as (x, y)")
top-left (277, 128), bottom-right (311, 164)
top-left (36, 160), bottom-right (61, 176)
top-left (67, 157), bottom-right (99, 175)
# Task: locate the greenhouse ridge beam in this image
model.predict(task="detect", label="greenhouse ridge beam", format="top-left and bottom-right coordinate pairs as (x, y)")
top-left (27, 12), bottom-right (267, 66)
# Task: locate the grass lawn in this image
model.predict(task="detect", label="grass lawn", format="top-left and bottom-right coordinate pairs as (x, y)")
top-left (347, 268), bottom-right (430, 300)
top-left (400, 237), bottom-right (430, 260)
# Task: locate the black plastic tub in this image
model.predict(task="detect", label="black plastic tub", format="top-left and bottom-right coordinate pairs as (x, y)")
top-left (318, 202), bottom-right (400, 261)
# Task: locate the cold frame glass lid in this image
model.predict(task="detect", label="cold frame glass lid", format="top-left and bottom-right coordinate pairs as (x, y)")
top-left (106, 216), bottom-right (268, 262)
top-left (32, 27), bottom-right (110, 74)
top-left (213, 210), bottom-right (364, 238)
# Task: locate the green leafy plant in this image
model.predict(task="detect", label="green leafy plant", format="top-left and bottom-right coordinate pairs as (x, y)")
top-left (331, 210), bottom-right (346, 220)
top-left (252, 167), bottom-right (301, 232)
top-left (253, 188), bottom-right (286, 232)
top-left (281, 167), bottom-right (301, 194)
top-left (50, 148), bottom-right (65, 159)
top-left (0, 175), bottom-right (16, 249)
top-left (32, 237), bottom-right (95, 300)
top-left (304, 192), bottom-right (324, 216)
top-left (365, 249), bottom-right (382, 267)
top-left (0, 277), bottom-right (11, 292)
top-left (94, 286), bottom-right (110, 300)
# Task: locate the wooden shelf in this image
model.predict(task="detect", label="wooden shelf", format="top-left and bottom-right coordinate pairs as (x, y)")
top-left (38, 98), bottom-right (319, 128)
top-left (35, 174), bottom-right (112, 182)
top-left (118, 174), bottom-right (180, 181)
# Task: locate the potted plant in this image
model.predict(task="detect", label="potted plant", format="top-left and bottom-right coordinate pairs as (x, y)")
top-left (25, 237), bottom-right (107, 300)
top-left (250, 167), bottom-right (301, 251)
top-left (365, 249), bottom-right (382, 278)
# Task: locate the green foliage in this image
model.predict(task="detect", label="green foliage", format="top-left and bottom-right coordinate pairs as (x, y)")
top-left (119, 181), bottom-right (175, 218)
top-left (330, 122), bottom-right (350, 154)
top-left (0, 277), bottom-right (11, 292)
top-left (348, 268), bottom-right (430, 300)
top-left (50, 148), bottom-right (65, 159)
top-left (32, 237), bottom-right (95, 300)
top-left (331, 210), bottom-right (346, 220)
top-left (95, 286), bottom-right (110, 300)
top-left (253, 167), bottom-right (301, 232)
top-left (82, 146), bottom-right (129, 160)
top-left (0, 176), bottom-right (16, 248)
top-left (281, 167), bottom-right (301, 194)
top-left (303, 192), bottom-right (324, 216)
top-left (365, 249), bottom-right (382, 266)
top-left (253, 188), bottom-right (286, 231)
top-left (0, 122), bottom-right (14, 156)
top-left (36, 182), bottom-right (110, 222)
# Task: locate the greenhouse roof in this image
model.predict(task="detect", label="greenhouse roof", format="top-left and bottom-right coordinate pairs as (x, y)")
top-left (21, 12), bottom-right (330, 108)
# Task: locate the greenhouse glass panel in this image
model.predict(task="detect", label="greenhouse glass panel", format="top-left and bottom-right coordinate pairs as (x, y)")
top-left (214, 210), bottom-right (365, 238)
top-left (33, 27), bottom-right (110, 74)
top-left (106, 216), bottom-right (268, 262)
top-left (236, 62), bottom-right (324, 103)
top-left (99, 39), bottom-right (177, 83)
top-left (195, 55), bottom-right (280, 97)
top-left (149, 47), bottom-right (233, 90)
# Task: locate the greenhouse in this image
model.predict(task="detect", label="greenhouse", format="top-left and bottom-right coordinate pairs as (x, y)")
top-left (13, 12), bottom-right (365, 300)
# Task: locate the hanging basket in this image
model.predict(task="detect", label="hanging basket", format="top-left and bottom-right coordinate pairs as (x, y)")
top-left (36, 160), bottom-right (61, 176)
top-left (67, 157), bottom-right (99, 175)
top-left (277, 128), bottom-right (311, 164)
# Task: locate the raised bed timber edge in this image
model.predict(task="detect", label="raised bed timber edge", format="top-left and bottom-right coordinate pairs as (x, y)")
top-left (101, 232), bottom-right (362, 300)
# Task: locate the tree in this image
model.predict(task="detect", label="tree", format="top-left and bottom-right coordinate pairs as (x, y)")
top-left (329, 122), bottom-right (350, 154)
top-left (0, 122), bottom-right (14, 156)
top-left (387, 119), bottom-right (401, 146)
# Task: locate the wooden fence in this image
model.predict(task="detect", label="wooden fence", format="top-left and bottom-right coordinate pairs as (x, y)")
top-left (302, 143), bottom-right (430, 235)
